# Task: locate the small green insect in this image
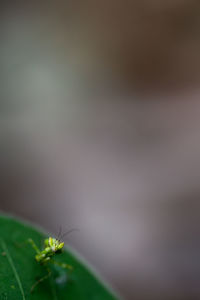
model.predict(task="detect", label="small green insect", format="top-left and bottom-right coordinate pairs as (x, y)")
top-left (28, 229), bottom-right (74, 293)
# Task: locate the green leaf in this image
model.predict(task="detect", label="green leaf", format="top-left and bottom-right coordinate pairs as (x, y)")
top-left (0, 214), bottom-right (119, 300)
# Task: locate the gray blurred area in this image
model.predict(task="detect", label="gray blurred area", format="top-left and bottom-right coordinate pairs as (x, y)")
top-left (1, 2), bottom-right (200, 300)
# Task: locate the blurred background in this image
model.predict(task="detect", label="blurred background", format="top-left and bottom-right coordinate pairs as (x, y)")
top-left (1, 1), bottom-right (200, 299)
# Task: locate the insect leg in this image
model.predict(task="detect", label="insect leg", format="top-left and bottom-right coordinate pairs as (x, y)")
top-left (30, 267), bottom-right (51, 293)
top-left (15, 238), bottom-right (40, 254)
top-left (51, 260), bottom-right (73, 271)
top-left (27, 238), bottom-right (40, 254)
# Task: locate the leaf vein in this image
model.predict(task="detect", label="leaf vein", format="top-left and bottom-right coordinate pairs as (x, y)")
top-left (0, 238), bottom-right (26, 300)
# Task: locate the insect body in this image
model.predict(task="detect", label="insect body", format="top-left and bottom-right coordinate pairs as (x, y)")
top-left (34, 237), bottom-right (64, 264)
top-left (28, 237), bottom-right (72, 293)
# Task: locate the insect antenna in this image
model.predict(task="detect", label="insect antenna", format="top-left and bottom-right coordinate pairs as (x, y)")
top-left (60, 228), bottom-right (79, 241)
top-left (56, 226), bottom-right (62, 240)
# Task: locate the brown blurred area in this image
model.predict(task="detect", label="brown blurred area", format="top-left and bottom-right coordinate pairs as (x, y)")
top-left (68, 0), bottom-right (200, 91)
top-left (1, 1), bottom-right (200, 300)
top-left (1, 0), bottom-right (200, 91)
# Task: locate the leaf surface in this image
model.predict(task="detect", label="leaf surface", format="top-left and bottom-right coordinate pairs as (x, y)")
top-left (0, 214), bottom-right (119, 300)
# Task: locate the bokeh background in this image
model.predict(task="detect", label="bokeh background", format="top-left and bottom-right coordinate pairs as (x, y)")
top-left (1, 1), bottom-right (200, 299)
